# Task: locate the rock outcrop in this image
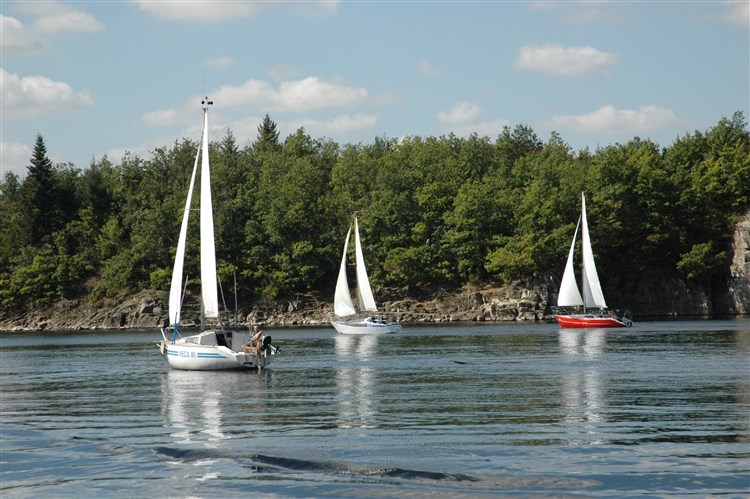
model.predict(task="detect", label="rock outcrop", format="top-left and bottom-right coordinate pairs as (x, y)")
top-left (717, 209), bottom-right (750, 315)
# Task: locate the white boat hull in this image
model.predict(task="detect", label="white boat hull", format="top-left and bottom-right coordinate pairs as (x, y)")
top-left (159, 330), bottom-right (271, 370)
top-left (331, 317), bottom-right (402, 335)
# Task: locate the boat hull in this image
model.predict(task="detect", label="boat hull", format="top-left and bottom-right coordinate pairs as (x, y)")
top-left (555, 314), bottom-right (630, 329)
top-left (331, 317), bottom-right (402, 335)
top-left (159, 330), bottom-right (271, 370)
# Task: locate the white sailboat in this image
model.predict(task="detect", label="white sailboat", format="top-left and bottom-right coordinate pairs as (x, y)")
top-left (553, 192), bottom-right (632, 328)
top-left (157, 98), bottom-right (275, 369)
top-left (330, 215), bottom-right (401, 334)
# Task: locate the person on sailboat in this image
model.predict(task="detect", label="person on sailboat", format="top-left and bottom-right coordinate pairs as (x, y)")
top-left (243, 325), bottom-right (264, 354)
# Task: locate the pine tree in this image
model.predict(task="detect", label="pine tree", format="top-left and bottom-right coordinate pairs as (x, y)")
top-left (21, 134), bottom-right (56, 246)
top-left (253, 114), bottom-right (280, 152)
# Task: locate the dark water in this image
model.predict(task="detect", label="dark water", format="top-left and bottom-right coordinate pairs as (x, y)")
top-left (1, 321), bottom-right (749, 498)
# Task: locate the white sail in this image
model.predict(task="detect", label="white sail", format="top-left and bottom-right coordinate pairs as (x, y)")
top-left (167, 145), bottom-right (201, 326)
top-left (581, 193), bottom-right (607, 309)
top-left (354, 217), bottom-right (378, 312)
top-left (199, 108), bottom-right (219, 318)
top-left (557, 218), bottom-right (584, 307)
top-left (334, 225), bottom-right (357, 317)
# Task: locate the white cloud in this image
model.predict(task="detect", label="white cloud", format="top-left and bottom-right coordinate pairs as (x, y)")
top-left (33, 10), bottom-right (105, 34)
top-left (289, 113), bottom-right (378, 138)
top-left (446, 120), bottom-right (511, 139)
top-left (132, 0), bottom-right (339, 22)
top-left (268, 65), bottom-right (303, 82)
top-left (142, 108), bottom-right (180, 127)
top-left (133, 1), bottom-right (269, 22)
top-left (208, 76), bottom-right (367, 112)
top-left (142, 77), bottom-right (370, 135)
top-left (277, 77), bottom-right (367, 110)
top-left (0, 141), bottom-right (32, 178)
top-left (515, 43), bottom-right (618, 76)
top-left (1, 68), bottom-right (95, 119)
top-left (1, 15), bottom-right (48, 55)
top-left (542, 105), bottom-right (685, 135)
top-left (1, 3), bottom-right (104, 57)
top-left (203, 56), bottom-right (234, 68)
top-left (721, 0), bottom-right (749, 27)
top-left (418, 60), bottom-right (441, 78)
top-left (217, 112), bottom-right (376, 146)
top-left (294, 1), bottom-right (339, 18)
top-left (436, 102), bottom-right (508, 138)
top-left (437, 101), bottom-right (483, 125)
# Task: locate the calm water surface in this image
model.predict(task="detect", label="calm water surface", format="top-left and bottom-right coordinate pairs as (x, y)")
top-left (1, 321), bottom-right (749, 498)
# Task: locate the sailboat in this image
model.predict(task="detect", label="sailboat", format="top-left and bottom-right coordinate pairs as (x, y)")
top-left (330, 214), bottom-right (402, 335)
top-left (157, 98), bottom-right (275, 369)
top-left (553, 192), bottom-right (633, 328)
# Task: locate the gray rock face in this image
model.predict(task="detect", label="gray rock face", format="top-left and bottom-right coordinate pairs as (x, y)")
top-left (717, 209), bottom-right (750, 315)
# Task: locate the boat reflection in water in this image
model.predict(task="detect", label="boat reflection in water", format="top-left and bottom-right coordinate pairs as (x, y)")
top-left (160, 369), bottom-right (272, 447)
top-left (334, 334), bottom-right (378, 429)
top-left (558, 329), bottom-right (607, 444)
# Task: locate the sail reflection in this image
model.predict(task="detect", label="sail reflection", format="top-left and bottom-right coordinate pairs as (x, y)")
top-left (559, 329), bottom-right (607, 444)
top-left (334, 334), bottom-right (378, 429)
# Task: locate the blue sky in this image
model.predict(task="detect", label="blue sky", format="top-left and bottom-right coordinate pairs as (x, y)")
top-left (2, 1), bottom-right (748, 178)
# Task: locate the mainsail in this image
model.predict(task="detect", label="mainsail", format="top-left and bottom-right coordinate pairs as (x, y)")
top-left (580, 193), bottom-right (607, 309)
top-left (354, 218), bottom-right (377, 312)
top-left (199, 108), bottom-right (219, 318)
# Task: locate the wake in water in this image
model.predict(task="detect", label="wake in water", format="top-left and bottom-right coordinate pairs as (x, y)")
top-left (153, 446), bottom-right (478, 483)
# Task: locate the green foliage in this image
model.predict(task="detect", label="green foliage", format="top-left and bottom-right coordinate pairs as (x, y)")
top-left (1, 112), bottom-right (747, 311)
top-left (486, 235), bottom-right (537, 284)
top-left (676, 242), bottom-right (726, 282)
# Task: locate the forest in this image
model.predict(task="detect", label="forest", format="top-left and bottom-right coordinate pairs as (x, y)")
top-left (0, 111), bottom-right (748, 315)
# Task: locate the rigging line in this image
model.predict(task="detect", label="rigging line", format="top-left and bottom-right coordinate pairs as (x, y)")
top-left (234, 273), bottom-right (239, 333)
top-left (218, 277), bottom-right (228, 316)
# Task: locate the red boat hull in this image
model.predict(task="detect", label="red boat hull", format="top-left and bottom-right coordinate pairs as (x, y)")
top-left (555, 315), bottom-right (629, 328)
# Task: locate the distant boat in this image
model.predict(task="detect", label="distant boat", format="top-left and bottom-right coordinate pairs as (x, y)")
top-left (553, 192), bottom-right (633, 329)
top-left (330, 214), bottom-right (402, 335)
top-left (157, 98), bottom-right (276, 369)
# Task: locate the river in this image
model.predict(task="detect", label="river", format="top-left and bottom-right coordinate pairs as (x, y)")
top-left (1, 320), bottom-right (748, 497)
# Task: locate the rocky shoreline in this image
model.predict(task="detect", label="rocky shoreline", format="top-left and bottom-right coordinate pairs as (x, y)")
top-left (2, 210), bottom-right (749, 333)
top-left (1, 278), bottom-right (748, 332)
top-left (0, 283), bottom-right (554, 332)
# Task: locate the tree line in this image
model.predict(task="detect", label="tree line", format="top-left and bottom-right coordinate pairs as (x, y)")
top-left (1, 111), bottom-right (748, 312)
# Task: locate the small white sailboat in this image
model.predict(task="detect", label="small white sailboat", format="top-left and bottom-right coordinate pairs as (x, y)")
top-left (157, 98), bottom-right (275, 369)
top-left (553, 192), bottom-right (633, 328)
top-left (330, 215), bottom-right (401, 335)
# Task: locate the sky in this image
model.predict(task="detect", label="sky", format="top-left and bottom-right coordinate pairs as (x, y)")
top-left (1, 1), bottom-right (748, 178)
